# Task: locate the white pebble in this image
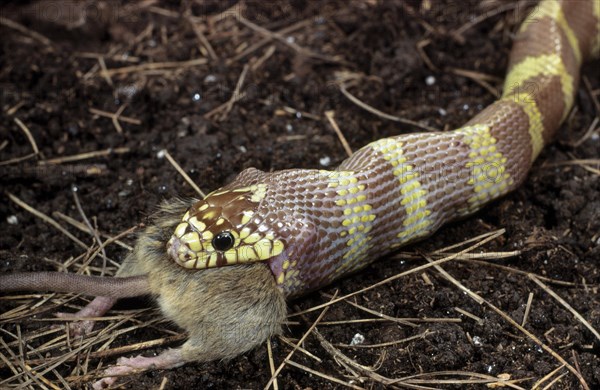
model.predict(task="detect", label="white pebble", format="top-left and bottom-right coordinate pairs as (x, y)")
top-left (425, 75), bottom-right (436, 86)
top-left (192, 93), bottom-right (201, 101)
top-left (7, 215), bottom-right (18, 225)
top-left (238, 145), bottom-right (247, 153)
top-left (319, 156), bottom-right (331, 166)
top-left (286, 36), bottom-right (295, 43)
top-left (204, 74), bottom-right (217, 83)
top-left (462, 104), bottom-right (470, 111)
top-left (350, 333), bottom-right (365, 346)
top-left (472, 336), bottom-right (482, 347)
top-left (438, 108), bottom-right (447, 116)
top-left (286, 124), bottom-right (293, 132)
top-left (157, 150), bottom-right (166, 159)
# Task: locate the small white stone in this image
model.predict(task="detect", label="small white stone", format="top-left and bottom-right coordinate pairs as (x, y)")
top-left (157, 150), bottom-right (166, 159)
top-left (462, 104), bottom-right (470, 111)
top-left (192, 93), bottom-right (201, 101)
top-left (7, 215), bottom-right (18, 225)
top-left (438, 108), bottom-right (447, 116)
top-left (204, 74), bottom-right (217, 83)
top-left (425, 75), bottom-right (436, 86)
top-left (286, 36), bottom-right (295, 43)
top-left (350, 333), bottom-right (365, 346)
top-left (238, 145), bottom-right (247, 153)
top-left (319, 156), bottom-right (331, 166)
top-left (472, 336), bottom-right (482, 347)
top-left (286, 124), bottom-right (293, 132)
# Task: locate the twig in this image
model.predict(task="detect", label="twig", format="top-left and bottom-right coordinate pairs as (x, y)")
top-left (266, 339), bottom-right (278, 390)
top-left (450, 68), bottom-right (501, 98)
top-left (325, 111), bottom-right (353, 157)
top-left (228, 19), bottom-right (312, 63)
top-left (335, 72), bottom-right (438, 132)
top-left (0, 16), bottom-right (53, 48)
top-left (289, 229), bottom-right (505, 317)
top-left (6, 192), bottom-right (88, 250)
top-left (204, 64), bottom-right (250, 121)
top-left (39, 147), bottom-right (130, 165)
top-left (103, 58), bottom-right (208, 76)
top-left (424, 257), bottom-right (591, 390)
top-left (187, 17), bottom-right (218, 60)
top-left (235, 14), bottom-right (345, 65)
top-left (160, 149), bottom-right (206, 198)
top-left (528, 275), bottom-right (600, 342)
top-left (451, 2), bottom-right (519, 44)
top-left (286, 359), bottom-right (364, 389)
top-left (89, 105), bottom-right (141, 134)
top-left (72, 187), bottom-right (107, 275)
top-left (14, 118), bottom-right (40, 156)
top-left (264, 291), bottom-right (338, 390)
top-left (52, 211), bottom-right (134, 251)
top-left (521, 292), bottom-right (534, 327)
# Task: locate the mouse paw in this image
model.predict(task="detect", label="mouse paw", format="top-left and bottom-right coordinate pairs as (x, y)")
top-left (54, 312), bottom-right (95, 337)
top-left (92, 349), bottom-right (185, 388)
top-left (54, 296), bottom-right (117, 337)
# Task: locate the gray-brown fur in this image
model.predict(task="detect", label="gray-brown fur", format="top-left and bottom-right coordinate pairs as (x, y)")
top-left (128, 198), bottom-right (287, 363)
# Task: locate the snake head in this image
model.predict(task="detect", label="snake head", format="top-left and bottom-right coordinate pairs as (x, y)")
top-left (166, 184), bottom-right (286, 269)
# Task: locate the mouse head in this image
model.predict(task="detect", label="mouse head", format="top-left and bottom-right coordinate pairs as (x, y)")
top-left (167, 184), bottom-right (285, 269)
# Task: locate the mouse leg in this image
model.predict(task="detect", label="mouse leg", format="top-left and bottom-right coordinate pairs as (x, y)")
top-left (55, 296), bottom-right (117, 336)
top-left (91, 347), bottom-right (185, 389)
top-left (55, 251), bottom-right (142, 336)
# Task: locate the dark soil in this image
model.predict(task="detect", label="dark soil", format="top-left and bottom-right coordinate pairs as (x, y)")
top-left (1, 0), bottom-right (598, 389)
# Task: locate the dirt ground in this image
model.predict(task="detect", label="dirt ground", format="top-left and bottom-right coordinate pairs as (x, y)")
top-left (1, 0), bottom-right (599, 389)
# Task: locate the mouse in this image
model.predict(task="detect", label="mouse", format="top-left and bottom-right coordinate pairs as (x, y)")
top-left (1, 198), bottom-right (287, 389)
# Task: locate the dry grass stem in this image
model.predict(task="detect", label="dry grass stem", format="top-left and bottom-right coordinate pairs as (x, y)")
top-left (454, 307), bottom-right (483, 325)
top-left (160, 149), bottom-right (206, 198)
top-left (528, 275), bottom-right (600, 342)
top-left (423, 258), bottom-right (591, 390)
top-left (0, 16), bottom-right (53, 47)
top-left (266, 339), bottom-right (279, 390)
top-left (521, 292), bottom-right (534, 327)
top-left (286, 359), bottom-right (365, 389)
top-left (6, 192), bottom-right (88, 250)
top-left (276, 336), bottom-right (322, 362)
top-left (335, 72), bottom-right (438, 132)
top-left (39, 147), bottom-right (130, 165)
top-left (264, 291), bottom-right (338, 390)
top-left (325, 110), bottom-right (353, 157)
top-left (72, 189), bottom-right (107, 275)
top-left (450, 68), bottom-right (501, 97)
top-left (52, 211), bottom-right (134, 251)
top-left (103, 58), bottom-right (208, 77)
top-left (290, 229), bottom-right (506, 317)
top-left (204, 64), bottom-right (250, 121)
top-left (14, 117), bottom-right (40, 156)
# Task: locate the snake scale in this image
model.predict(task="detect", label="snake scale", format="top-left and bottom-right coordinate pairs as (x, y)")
top-left (167, 0), bottom-right (600, 298)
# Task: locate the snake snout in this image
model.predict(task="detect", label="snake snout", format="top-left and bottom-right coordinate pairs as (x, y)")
top-left (167, 236), bottom-right (195, 263)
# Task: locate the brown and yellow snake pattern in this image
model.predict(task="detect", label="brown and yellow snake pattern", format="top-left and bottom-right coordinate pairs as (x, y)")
top-left (166, 0), bottom-right (600, 297)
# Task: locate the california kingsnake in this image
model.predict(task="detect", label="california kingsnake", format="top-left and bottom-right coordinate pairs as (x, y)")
top-left (166, 0), bottom-right (600, 297)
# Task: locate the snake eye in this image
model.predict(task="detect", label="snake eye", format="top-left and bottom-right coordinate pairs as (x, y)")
top-left (212, 231), bottom-right (235, 251)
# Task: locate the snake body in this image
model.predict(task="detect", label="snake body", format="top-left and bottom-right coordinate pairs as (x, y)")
top-left (167, 0), bottom-right (600, 298)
